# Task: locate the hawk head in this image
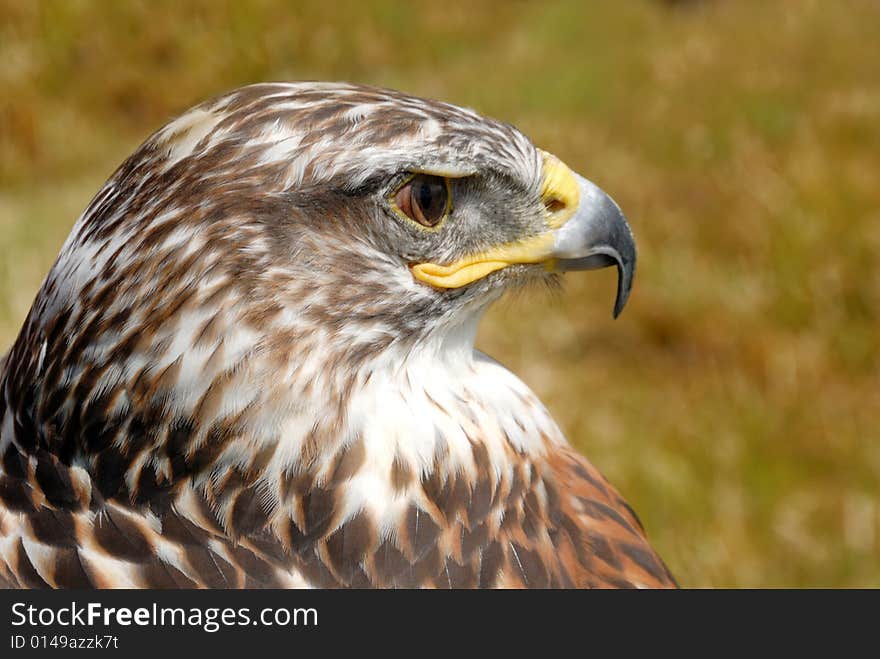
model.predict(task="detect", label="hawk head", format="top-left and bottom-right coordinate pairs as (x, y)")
top-left (52, 81), bottom-right (634, 350)
top-left (2, 81), bottom-right (635, 529)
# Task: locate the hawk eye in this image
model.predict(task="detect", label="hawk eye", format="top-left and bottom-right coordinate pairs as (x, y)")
top-left (393, 174), bottom-right (450, 229)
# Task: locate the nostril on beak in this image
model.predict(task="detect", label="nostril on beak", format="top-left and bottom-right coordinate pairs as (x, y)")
top-left (544, 197), bottom-right (567, 214)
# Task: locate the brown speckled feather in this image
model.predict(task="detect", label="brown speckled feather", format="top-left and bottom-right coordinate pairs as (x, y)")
top-left (0, 440), bottom-right (673, 588)
top-left (542, 447), bottom-right (676, 587)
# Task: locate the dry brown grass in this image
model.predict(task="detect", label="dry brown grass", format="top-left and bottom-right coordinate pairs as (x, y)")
top-left (1, 0), bottom-right (878, 586)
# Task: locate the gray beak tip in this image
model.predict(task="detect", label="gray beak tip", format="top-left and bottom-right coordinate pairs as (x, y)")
top-left (612, 251), bottom-right (635, 319)
top-left (612, 269), bottom-right (630, 319)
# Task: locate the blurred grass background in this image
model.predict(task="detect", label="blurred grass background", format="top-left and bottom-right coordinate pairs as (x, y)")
top-left (1, 0), bottom-right (878, 586)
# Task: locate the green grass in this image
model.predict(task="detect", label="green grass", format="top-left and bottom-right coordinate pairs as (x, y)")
top-left (2, 0), bottom-right (879, 586)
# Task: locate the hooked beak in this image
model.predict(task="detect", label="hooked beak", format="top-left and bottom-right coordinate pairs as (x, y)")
top-left (550, 174), bottom-right (636, 318)
top-left (410, 152), bottom-right (637, 318)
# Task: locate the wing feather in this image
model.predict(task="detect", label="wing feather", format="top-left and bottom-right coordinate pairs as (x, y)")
top-left (543, 446), bottom-right (677, 588)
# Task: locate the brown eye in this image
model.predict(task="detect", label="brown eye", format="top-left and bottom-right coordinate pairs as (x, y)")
top-left (394, 174), bottom-right (449, 228)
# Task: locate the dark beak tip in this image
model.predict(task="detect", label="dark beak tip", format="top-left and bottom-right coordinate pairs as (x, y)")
top-left (611, 259), bottom-right (635, 319)
top-left (612, 293), bottom-right (627, 319)
top-left (555, 252), bottom-right (635, 318)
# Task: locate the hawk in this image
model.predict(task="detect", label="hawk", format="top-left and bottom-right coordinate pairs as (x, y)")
top-left (0, 83), bottom-right (675, 588)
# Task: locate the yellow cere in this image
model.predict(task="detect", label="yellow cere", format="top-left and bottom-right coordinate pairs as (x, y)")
top-left (539, 150), bottom-right (580, 228)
